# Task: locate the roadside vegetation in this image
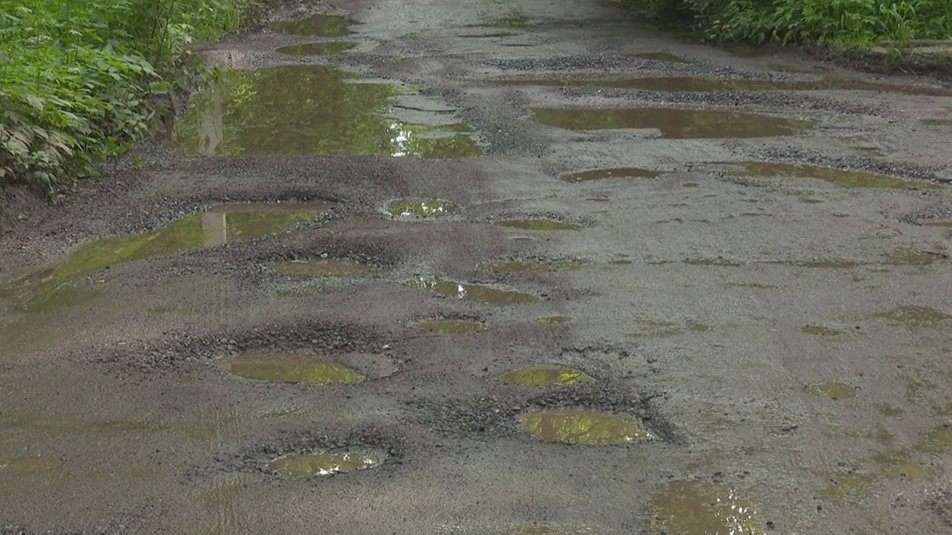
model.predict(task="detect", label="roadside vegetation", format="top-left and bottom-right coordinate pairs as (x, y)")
top-left (619, 0), bottom-right (952, 49)
top-left (0, 0), bottom-right (264, 192)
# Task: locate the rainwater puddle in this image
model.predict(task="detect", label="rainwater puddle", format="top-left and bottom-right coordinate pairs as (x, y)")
top-left (417, 319), bottom-right (487, 334)
top-left (531, 107), bottom-right (813, 138)
top-left (407, 279), bottom-right (539, 305)
top-left (921, 118), bottom-right (952, 126)
top-left (805, 382), bottom-right (856, 400)
top-left (217, 352), bottom-right (365, 384)
top-left (0, 457), bottom-right (61, 474)
top-left (459, 32), bottom-right (518, 38)
top-left (480, 260), bottom-right (585, 273)
top-left (876, 305), bottom-right (952, 327)
top-left (646, 480), bottom-right (762, 535)
top-left (537, 315), bottom-right (571, 325)
top-left (519, 409), bottom-right (652, 445)
top-left (560, 167), bottom-right (659, 183)
top-left (501, 368), bottom-right (595, 386)
top-left (718, 161), bottom-right (936, 189)
top-left (271, 14), bottom-right (349, 36)
top-left (269, 452), bottom-right (376, 476)
top-left (626, 52), bottom-right (693, 63)
top-left (275, 42), bottom-right (357, 55)
top-left (273, 260), bottom-right (369, 277)
top-left (387, 199), bottom-right (459, 219)
top-left (5, 203), bottom-right (325, 313)
top-left (801, 325), bottom-right (841, 336)
top-left (496, 219), bottom-right (581, 231)
top-left (885, 249), bottom-right (946, 265)
top-left (170, 65), bottom-right (479, 157)
top-left (501, 77), bottom-right (952, 96)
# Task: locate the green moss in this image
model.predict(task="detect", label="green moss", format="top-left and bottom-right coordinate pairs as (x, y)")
top-left (537, 316), bottom-right (571, 325)
top-left (519, 409), bottom-right (652, 445)
top-left (496, 219), bottom-right (581, 231)
top-left (417, 320), bottom-right (487, 334)
top-left (270, 14), bottom-right (349, 36)
top-left (218, 352), bottom-right (365, 384)
top-left (270, 452), bottom-right (376, 476)
top-left (724, 161), bottom-right (936, 189)
top-left (273, 260), bottom-right (369, 277)
top-left (501, 368), bottom-right (595, 386)
top-left (275, 42), bottom-right (357, 55)
top-left (805, 382), bottom-right (856, 400)
top-left (647, 481), bottom-right (763, 534)
top-left (407, 279), bottom-right (538, 305)
top-left (387, 199), bottom-right (459, 218)
top-left (876, 305), bottom-right (952, 326)
top-left (560, 167), bottom-right (659, 183)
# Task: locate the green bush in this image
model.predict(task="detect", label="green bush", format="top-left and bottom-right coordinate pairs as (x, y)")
top-left (0, 0), bottom-right (260, 191)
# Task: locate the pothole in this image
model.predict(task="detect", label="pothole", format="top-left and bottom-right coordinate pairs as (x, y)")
top-left (885, 249), bottom-right (947, 265)
top-left (269, 452), bottom-right (377, 477)
top-left (805, 382), bottom-right (856, 399)
top-left (501, 368), bottom-right (595, 386)
top-left (387, 199), bottom-right (459, 219)
top-left (537, 315), bottom-right (571, 325)
top-left (270, 14), bottom-right (349, 36)
top-left (496, 219), bottom-right (581, 231)
top-left (518, 409), bottom-right (653, 445)
top-left (407, 279), bottom-right (539, 304)
top-left (417, 319), bottom-right (487, 334)
top-left (646, 480), bottom-right (763, 534)
top-left (480, 259), bottom-right (585, 273)
top-left (275, 42), bottom-right (357, 55)
top-left (0, 457), bottom-right (61, 474)
top-left (273, 259), bottom-right (370, 277)
top-left (876, 305), bottom-right (952, 326)
top-left (530, 107), bottom-right (813, 138)
top-left (560, 167), bottom-right (659, 183)
top-left (216, 351), bottom-right (367, 384)
top-left (717, 161), bottom-right (937, 189)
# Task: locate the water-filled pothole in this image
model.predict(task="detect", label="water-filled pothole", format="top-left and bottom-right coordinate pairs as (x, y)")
top-left (876, 305), bottom-right (952, 326)
top-left (718, 161), bottom-right (936, 189)
top-left (271, 14), bottom-right (349, 36)
top-left (501, 368), bottom-right (595, 386)
top-left (646, 480), bottom-right (763, 534)
top-left (417, 319), bottom-right (487, 334)
top-left (269, 452), bottom-right (376, 476)
top-left (560, 167), bottom-right (659, 183)
top-left (496, 219), bottom-right (581, 231)
top-left (217, 351), bottom-right (365, 384)
top-left (531, 107), bottom-right (813, 138)
top-left (480, 259), bottom-right (585, 273)
top-left (805, 382), bottom-right (856, 399)
top-left (518, 409), bottom-right (652, 445)
top-left (275, 42), bottom-right (357, 55)
top-left (387, 199), bottom-right (459, 219)
top-left (273, 260), bottom-right (370, 277)
top-left (170, 65), bottom-right (479, 157)
top-left (0, 457), bottom-right (61, 474)
top-left (407, 279), bottom-right (539, 304)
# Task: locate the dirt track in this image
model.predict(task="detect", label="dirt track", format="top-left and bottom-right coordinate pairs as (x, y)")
top-left (2, 0), bottom-right (952, 533)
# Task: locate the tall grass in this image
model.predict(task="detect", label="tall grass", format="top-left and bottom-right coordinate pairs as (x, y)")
top-left (0, 0), bottom-right (262, 191)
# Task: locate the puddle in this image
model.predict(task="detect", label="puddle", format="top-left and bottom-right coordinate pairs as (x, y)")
top-left (918, 219), bottom-right (952, 227)
top-left (805, 382), bottom-right (856, 399)
top-left (275, 42), bottom-right (357, 55)
top-left (719, 161), bottom-right (935, 189)
top-left (269, 452), bottom-right (376, 476)
top-left (459, 32), bottom-right (518, 38)
top-left (418, 319), bottom-right (487, 334)
top-left (646, 480), bottom-right (762, 535)
top-left (531, 107), bottom-right (813, 138)
top-left (518, 409), bottom-right (652, 445)
top-left (408, 279), bottom-right (538, 305)
top-left (217, 351), bottom-right (365, 384)
top-left (387, 199), bottom-right (459, 219)
top-left (501, 368), bottom-right (595, 386)
top-left (560, 167), bottom-right (659, 183)
top-left (626, 52), bottom-right (693, 63)
top-left (270, 14), bottom-right (349, 36)
top-left (496, 219), bottom-right (581, 231)
top-left (801, 325), bottom-right (841, 336)
top-left (684, 258), bottom-right (741, 267)
top-left (170, 65), bottom-right (479, 157)
top-left (876, 305), bottom-right (952, 326)
top-left (921, 119), bottom-right (952, 126)
top-left (480, 260), bottom-right (585, 273)
top-left (885, 249), bottom-right (946, 265)
top-left (4, 203), bottom-right (326, 312)
top-left (537, 315), bottom-right (571, 325)
top-left (273, 260), bottom-right (369, 277)
top-left (0, 457), bottom-right (61, 474)
top-left (882, 461), bottom-right (938, 480)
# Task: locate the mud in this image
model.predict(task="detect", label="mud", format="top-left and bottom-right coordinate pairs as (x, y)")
top-left (3, 0), bottom-right (952, 532)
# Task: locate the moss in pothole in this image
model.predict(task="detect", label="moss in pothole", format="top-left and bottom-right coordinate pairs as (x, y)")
top-left (407, 279), bottom-right (538, 305)
top-left (646, 480), bottom-right (763, 535)
top-left (501, 368), bottom-right (595, 386)
top-left (480, 259), bottom-right (585, 273)
top-left (876, 305), bottom-right (952, 326)
top-left (805, 382), bottom-right (856, 399)
top-left (720, 161), bottom-right (936, 189)
top-left (271, 14), bottom-right (349, 36)
top-left (519, 409), bottom-right (652, 445)
top-left (802, 325), bottom-right (841, 336)
top-left (530, 107), bottom-right (813, 138)
top-left (560, 167), bottom-right (659, 183)
top-left (885, 249), bottom-right (946, 265)
top-left (537, 315), bottom-right (571, 325)
top-left (496, 219), bottom-right (581, 231)
top-left (387, 199), bottom-right (459, 219)
top-left (0, 457), bottom-right (61, 474)
top-left (217, 351), bottom-right (365, 384)
top-left (274, 260), bottom-right (369, 277)
top-left (269, 452), bottom-right (376, 476)
top-left (417, 319), bottom-right (487, 334)
top-left (275, 42), bottom-right (357, 55)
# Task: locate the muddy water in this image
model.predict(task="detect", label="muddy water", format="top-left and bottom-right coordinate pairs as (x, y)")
top-left (408, 279), bottom-right (539, 304)
top-left (719, 161), bottom-right (936, 189)
top-left (216, 352), bottom-right (365, 384)
top-left (496, 219), bottom-right (581, 230)
top-left (275, 42), bottom-right (357, 55)
top-left (270, 452), bottom-right (377, 476)
top-left (646, 480), bottom-right (763, 534)
top-left (417, 319), bottom-right (487, 334)
top-left (500, 367), bottom-right (595, 386)
top-left (519, 409), bottom-right (652, 445)
top-left (387, 199), bottom-right (459, 218)
top-left (560, 167), bottom-right (659, 182)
